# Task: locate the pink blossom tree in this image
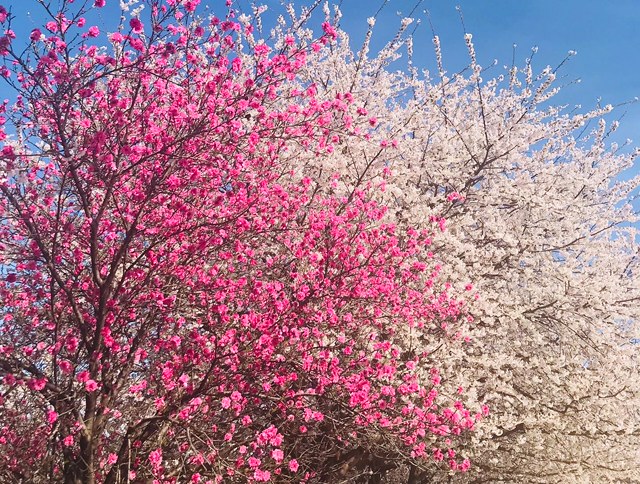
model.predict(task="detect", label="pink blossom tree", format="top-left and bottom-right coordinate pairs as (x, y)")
top-left (0, 1), bottom-right (479, 483)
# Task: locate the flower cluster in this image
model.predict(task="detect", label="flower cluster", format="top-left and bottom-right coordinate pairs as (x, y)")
top-left (0, 1), bottom-right (479, 482)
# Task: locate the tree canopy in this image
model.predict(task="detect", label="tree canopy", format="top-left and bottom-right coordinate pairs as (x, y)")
top-left (0, 1), bottom-right (638, 483)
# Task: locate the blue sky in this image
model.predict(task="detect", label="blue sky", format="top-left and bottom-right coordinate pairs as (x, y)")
top-left (3, 0), bottom-right (640, 146)
top-left (336, 0), bottom-right (640, 148)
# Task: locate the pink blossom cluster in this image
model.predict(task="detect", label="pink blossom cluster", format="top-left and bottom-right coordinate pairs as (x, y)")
top-left (0, 1), bottom-right (481, 482)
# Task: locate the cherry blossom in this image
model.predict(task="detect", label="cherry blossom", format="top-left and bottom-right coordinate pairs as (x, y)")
top-left (0, 1), bottom-right (479, 482)
top-left (290, 11), bottom-right (640, 483)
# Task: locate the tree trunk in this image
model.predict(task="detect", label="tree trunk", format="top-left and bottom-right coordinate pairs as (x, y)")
top-left (63, 433), bottom-right (95, 484)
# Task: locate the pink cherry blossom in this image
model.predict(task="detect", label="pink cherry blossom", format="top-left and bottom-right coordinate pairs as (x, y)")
top-left (29, 29), bottom-right (42, 42)
top-left (129, 18), bottom-right (143, 33)
top-left (85, 380), bottom-right (98, 392)
top-left (0, 2), bottom-right (482, 482)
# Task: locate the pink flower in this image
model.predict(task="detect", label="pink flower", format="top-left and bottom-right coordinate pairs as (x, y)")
top-left (184, 0), bottom-right (200, 13)
top-left (253, 469), bottom-right (271, 482)
top-left (3, 374), bottom-right (16, 385)
top-left (87, 26), bottom-right (100, 38)
top-left (59, 360), bottom-right (73, 373)
top-left (288, 459), bottom-right (299, 472)
top-left (94, 0), bottom-right (106, 7)
top-left (1, 145), bottom-right (15, 159)
top-left (178, 373), bottom-right (189, 387)
top-left (231, 57), bottom-right (242, 73)
top-left (29, 29), bottom-right (42, 42)
top-left (77, 18), bottom-right (86, 28)
top-left (0, 6), bottom-right (7, 24)
top-left (47, 410), bottom-right (58, 424)
top-left (107, 453), bottom-right (118, 465)
top-left (149, 448), bottom-right (162, 466)
top-left (65, 336), bottom-right (78, 352)
top-left (129, 37), bottom-right (144, 51)
top-left (45, 21), bottom-right (58, 33)
top-left (28, 378), bottom-right (47, 391)
top-left (433, 448), bottom-right (444, 461)
top-left (129, 18), bottom-right (143, 33)
top-left (254, 43), bottom-right (269, 57)
top-left (63, 435), bottom-right (74, 447)
top-left (85, 379), bottom-right (98, 392)
top-left (271, 449), bottom-right (284, 462)
top-left (190, 453), bottom-right (205, 466)
top-left (321, 22), bottom-right (337, 40)
top-left (110, 32), bottom-right (124, 43)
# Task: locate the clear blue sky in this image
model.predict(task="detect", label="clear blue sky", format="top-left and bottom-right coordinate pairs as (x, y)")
top-left (336, 0), bottom-right (640, 148)
top-left (3, 0), bottom-right (640, 146)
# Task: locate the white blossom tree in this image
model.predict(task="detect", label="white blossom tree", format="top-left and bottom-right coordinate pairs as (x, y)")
top-left (282, 7), bottom-right (640, 482)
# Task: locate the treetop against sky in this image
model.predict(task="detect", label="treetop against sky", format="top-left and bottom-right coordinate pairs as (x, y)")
top-left (6, 0), bottom-right (638, 172)
top-left (5, 0), bottom-right (640, 114)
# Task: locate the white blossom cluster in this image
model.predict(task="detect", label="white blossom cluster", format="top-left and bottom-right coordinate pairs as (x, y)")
top-left (279, 14), bottom-right (640, 483)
